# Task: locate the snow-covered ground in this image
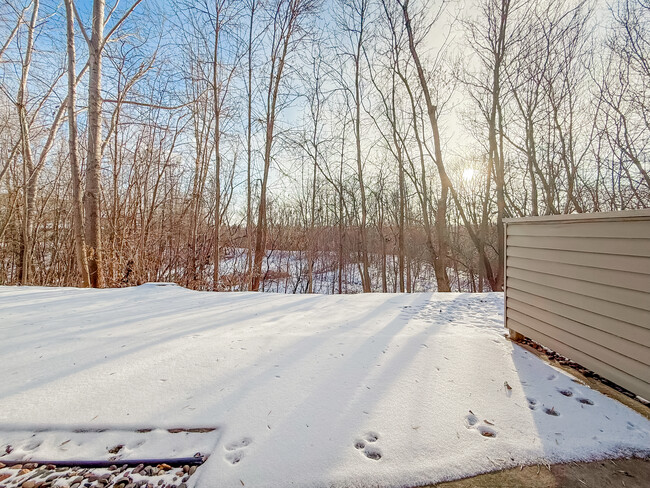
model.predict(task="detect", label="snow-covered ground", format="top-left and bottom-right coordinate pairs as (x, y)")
top-left (0, 284), bottom-right (648, 488)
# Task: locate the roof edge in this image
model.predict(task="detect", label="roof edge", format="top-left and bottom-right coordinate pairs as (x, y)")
top-left (504, 208), bottom-right (650, 224)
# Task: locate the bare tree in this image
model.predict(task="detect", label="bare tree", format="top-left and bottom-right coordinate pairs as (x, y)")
top-left (74, 0), bottom-right (144, 287)
top-left (398, 0), bottom-right (452, 291)
top-left (15, 0), bottom-right (39, 284)
top-left (336, 0), bottom-right (373, 292)
top-left (595, 0), bottom-right (649, 208)
top-left (0, 0), bottom-right (645, 294)
top-left (251, 0), bottom-right (314, 291)
top-left (64, 0), bottom-right (91, 287)
top-left (245, 0), bottom-right (259, 290)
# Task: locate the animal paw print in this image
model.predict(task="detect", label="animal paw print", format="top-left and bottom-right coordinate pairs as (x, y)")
top-left (554, 385), bottom-right (593, 407)
top-left (543, 406), bottom-right (560, 416)
top-left (465, 412), bottom-right (479, 427)
top-left (527, 397), bottom-right (537, 410)
top-left (464, 411), bottom-right (497, 438)
top-left (224, 437), bottom-right (252, 465)
top-left (24, 440), bottom-right (42, 451)
top-left (353, 431), bottom-right (382, 461)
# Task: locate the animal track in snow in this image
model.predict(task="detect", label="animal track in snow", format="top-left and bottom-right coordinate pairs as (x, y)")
top-left (527, 398), bottom-right (537, 410)
top-left (225, 437), bottom-right (252, 451)
top-left (544, 406), bottom-right (560, 416)
top-left (364, 432), bottom-right (379, 443)
top-left (557, 388), bottom-right (573, 397)
top-left (128, 439), bottom-right (146, 449)
top-left (224, 437), bottom-right (252, 465)
top-left (477, 425), bottom-right (497, 438)
top-left (24, 440), bottom-right (42, 451)
top-left (464, 412), bottom-right (497, 438)
top-left (225, 450), bottom-right (244, 465)
top-left (354, 432), bottom-right (382, 460)
top-left (577, 397), bottom-right (594, 406)
top-left (464, 413), bottom-right (478, 427)
top-left (363, 446), bottom-right (382, 460)
top-left (107, 444), bottom-right (124, 454)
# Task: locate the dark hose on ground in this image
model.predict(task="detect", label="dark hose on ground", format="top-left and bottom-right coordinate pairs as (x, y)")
top-left (0, 456), bottom-right (206, 468)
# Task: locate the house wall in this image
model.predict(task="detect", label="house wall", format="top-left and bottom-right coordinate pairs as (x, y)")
top-left (504, 209), bottom-right (650, 401)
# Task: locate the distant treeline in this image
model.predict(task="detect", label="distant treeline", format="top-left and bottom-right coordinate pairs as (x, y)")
top-left (0, 0), bottom-right (647, 292)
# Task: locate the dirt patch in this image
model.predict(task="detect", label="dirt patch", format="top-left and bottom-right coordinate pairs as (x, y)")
top-left (423, 457), bottom-right (650, 488)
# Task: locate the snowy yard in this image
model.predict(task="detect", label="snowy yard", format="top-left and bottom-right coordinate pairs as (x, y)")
top-left (1, 284), bottom-right (649, 488)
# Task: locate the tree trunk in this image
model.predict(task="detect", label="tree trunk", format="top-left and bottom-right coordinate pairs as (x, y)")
top-left (389, 70), bottom-right (406, 293)
top-left (246, 0), bottom-right (256, 290)
top-left (354, 36), bottom-right (372, 293)
top-left (400, 0), bottom-right (451, 292)
top-left (64, 0), bottom-right (90, 287)
top-left (85, 0), bottom-right (106, 288)
top-left (308, 153), bottom-right (317, 293)
top-left (16, 0), bottom-right (39, 285)
top-left (213, 6), bottom-right (222, 292)
top-left (252, 0), bottom-right (303, 291)
top-left (489, 1), bottom-right (510, 292)
top-left (251, 114), bottom-right (272, 292)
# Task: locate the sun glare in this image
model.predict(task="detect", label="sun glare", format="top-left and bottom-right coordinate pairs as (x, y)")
top-left (462, 168), bottom-right (476, 181)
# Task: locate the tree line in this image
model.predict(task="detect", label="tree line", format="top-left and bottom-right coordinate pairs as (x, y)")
top-left (0, 0), bottom-right (647, 293)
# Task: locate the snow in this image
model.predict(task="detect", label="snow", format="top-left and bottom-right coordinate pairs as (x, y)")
top-left (0, 284), bottom-right (649, 488)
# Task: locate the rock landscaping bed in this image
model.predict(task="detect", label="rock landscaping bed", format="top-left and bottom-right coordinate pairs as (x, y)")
top-left (0, 461), bottom-right (199, 488)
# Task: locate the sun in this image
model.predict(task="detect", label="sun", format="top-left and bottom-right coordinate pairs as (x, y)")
top-left (462, 168), bottom-right (476, 181)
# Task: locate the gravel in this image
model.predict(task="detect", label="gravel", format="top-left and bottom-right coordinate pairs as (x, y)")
top-left (0, 461), bottom-right (203, 488)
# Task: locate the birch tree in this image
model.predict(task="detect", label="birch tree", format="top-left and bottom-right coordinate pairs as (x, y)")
top-left (64, 0), bottom-right (91, 287)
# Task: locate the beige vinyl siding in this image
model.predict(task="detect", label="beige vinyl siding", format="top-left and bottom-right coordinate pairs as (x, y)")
top-left (504, 210), bottom-right (650, 401)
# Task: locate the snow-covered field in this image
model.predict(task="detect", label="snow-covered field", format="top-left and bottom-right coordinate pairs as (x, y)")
top-left (1, 284), bottom-right (649, 488)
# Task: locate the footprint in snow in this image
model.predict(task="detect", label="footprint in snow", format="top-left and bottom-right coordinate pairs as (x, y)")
top-left (557, 388), bottom-right (573, 397)
top-left (129, 439), bottom-right (146, 449)
top-left (464, 412), bottom-right (497, 438)
top-left (225, 450), bottom-right (244, 465)
top-left (225, 437), bottom-right (252, 451)
top-left (577, 397), bottom-right (594, 406)
top-left (354, 432), bottom-right (382, 461)
top-left (464, 413), bottom-right (479, 427)
top-left (24, 440), bottom-right (42, 451)
top-left (527, 397), bottom-right (537, 410)
top-left (477, 425), bottom-right (497, 438)
top-left (363, 446), bottom-right (382, 460)
top-left (544, 406), bottom-right (560, 416)
top-left (364, 432), bottom-right (379, 443)
top-left (224, 437), bottom-right (252, 465)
